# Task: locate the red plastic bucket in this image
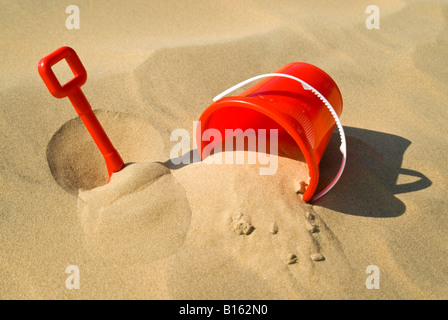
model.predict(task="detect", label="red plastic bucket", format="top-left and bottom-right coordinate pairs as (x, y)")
top-left (196, 62), bottom-right (344, 202)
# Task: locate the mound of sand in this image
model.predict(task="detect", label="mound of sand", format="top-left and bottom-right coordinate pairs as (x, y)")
top-left (78, 162), bottom-right (191, 264)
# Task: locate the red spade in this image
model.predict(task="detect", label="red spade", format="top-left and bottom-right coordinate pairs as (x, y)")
top-left (38, 46), bottom-right (125, 181)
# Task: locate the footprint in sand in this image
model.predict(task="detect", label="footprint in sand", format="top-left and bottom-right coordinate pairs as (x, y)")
top-left (46, 110), bottom-right (191, 264)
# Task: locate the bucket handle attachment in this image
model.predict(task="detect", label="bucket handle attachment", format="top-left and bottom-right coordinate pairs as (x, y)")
top-left (213, 73), bottom-right (347, 202)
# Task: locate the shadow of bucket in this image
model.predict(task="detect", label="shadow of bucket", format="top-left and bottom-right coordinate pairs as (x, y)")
top-left (316, 126), bottom-right (432, 217)
top-left (197, 62), bottom-right (343, 202)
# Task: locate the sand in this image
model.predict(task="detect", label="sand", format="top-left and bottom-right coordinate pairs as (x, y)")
top-left (1, 0), bottom-right (448, 299)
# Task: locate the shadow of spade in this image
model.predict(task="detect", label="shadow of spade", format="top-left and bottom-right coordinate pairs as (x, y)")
top-left (314, 126), bottom-right (432, 217)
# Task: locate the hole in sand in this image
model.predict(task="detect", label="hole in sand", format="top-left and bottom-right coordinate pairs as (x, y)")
top-left (46, 110), bottom-right (164, 195)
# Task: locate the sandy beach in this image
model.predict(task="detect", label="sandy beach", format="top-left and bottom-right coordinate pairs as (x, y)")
top-left (1, 0), bottom-right (447, 300)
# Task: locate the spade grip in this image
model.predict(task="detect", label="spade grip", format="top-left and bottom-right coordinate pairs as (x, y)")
top-left (38, 46), bottom-right (125, 179)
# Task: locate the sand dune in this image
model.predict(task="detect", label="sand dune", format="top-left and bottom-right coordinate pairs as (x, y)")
top-left (1, 0), bottom-right (447, 299)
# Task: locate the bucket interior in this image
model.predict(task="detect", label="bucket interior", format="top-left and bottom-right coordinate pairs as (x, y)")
top-left (201, 106), bottom-right (305, 162)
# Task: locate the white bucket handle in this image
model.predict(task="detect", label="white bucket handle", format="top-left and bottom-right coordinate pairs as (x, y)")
top-left (213, 73), bottom-right (347, 201)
